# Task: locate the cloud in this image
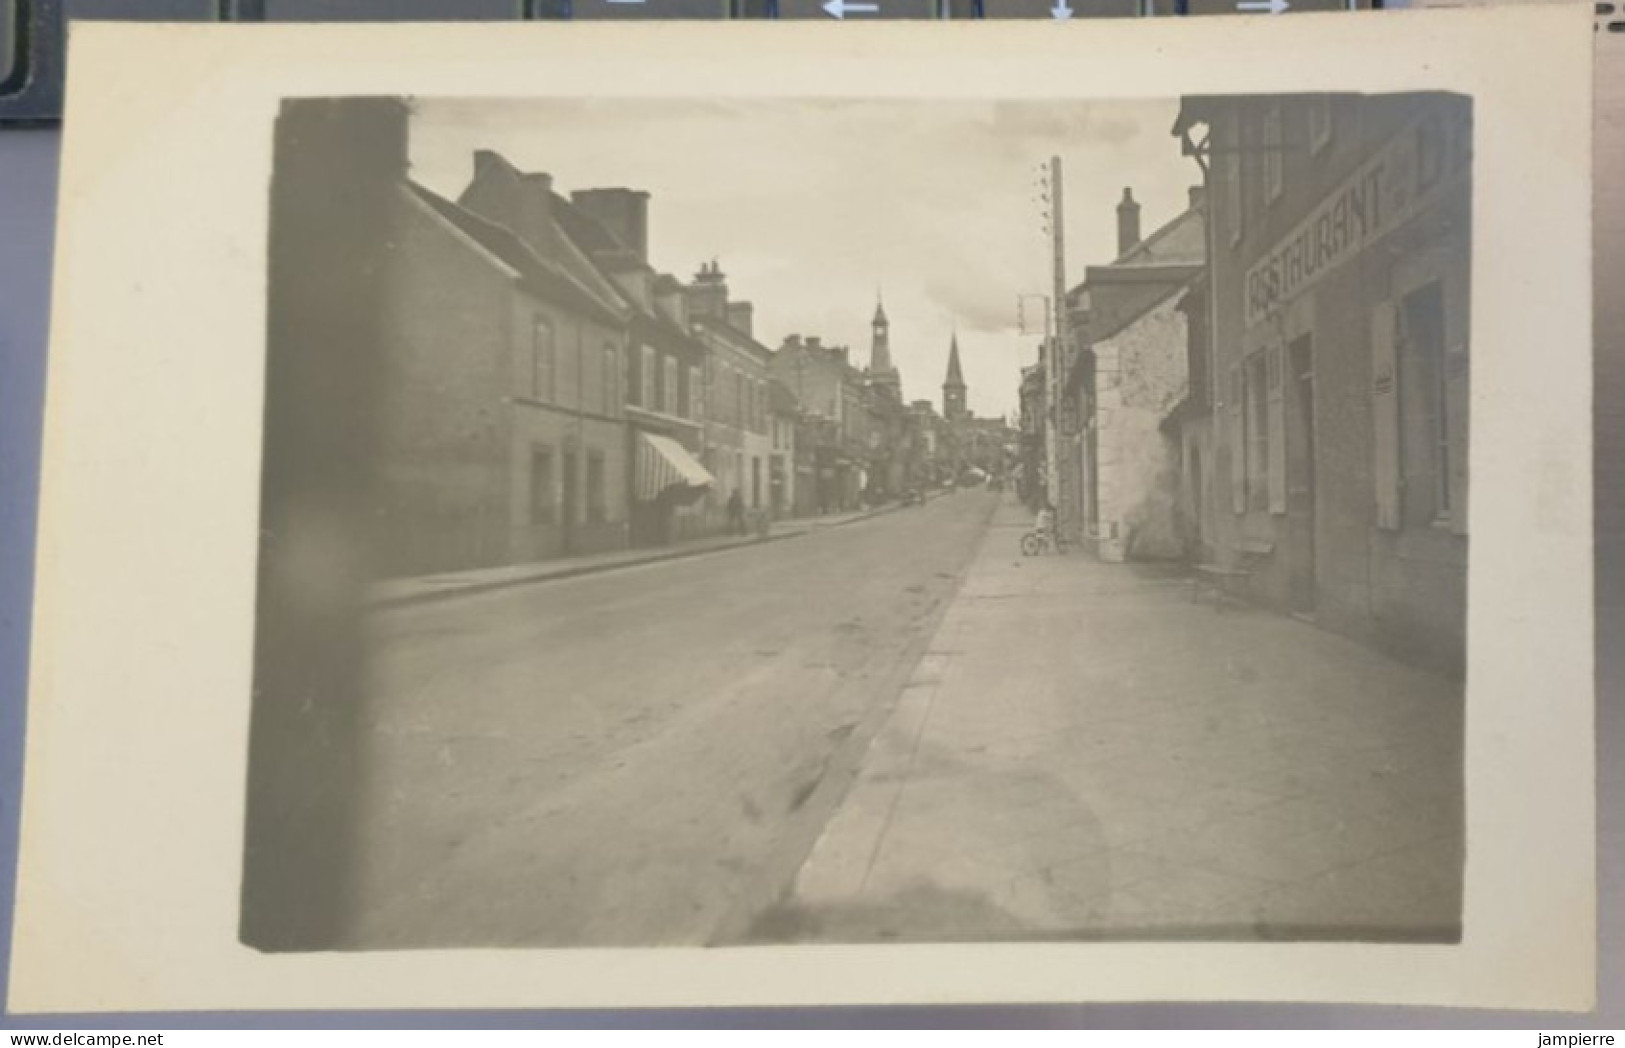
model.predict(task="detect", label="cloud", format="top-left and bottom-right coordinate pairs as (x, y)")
top-left (408, 97), bottom-right (1190, 417)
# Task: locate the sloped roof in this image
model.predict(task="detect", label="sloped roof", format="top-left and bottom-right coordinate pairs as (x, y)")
top-left (1116, 203), bottom-right (1206, 267)
top-left (1088, 281), bottom-right (1190, 346)
top-left (407, 182), bottom-right (626, 327)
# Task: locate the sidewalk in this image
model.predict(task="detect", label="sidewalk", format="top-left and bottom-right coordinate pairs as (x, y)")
top-left (768, 494), bottom-right (1464, 944)
top-left (367, 499), bottom-right (920, 609)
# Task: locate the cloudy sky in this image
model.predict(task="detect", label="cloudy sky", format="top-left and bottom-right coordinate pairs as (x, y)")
top-left (409, 97), bottom-right (1196, 420)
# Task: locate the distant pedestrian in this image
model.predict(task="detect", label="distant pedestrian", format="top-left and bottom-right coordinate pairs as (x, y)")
top-left (727, 489), bottom-right (746, 535)
top-left (1036, 499), bottom-right (1056, 539)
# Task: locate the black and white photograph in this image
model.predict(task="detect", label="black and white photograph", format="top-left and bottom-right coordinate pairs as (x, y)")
top-left (7, 9), bottom-right (1594, 1013)
top-left (242, 90), bottom-right (1472, 951)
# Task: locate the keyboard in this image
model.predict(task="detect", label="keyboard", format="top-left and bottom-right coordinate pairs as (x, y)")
top-left (2, 0), bottom-right (1376, 124)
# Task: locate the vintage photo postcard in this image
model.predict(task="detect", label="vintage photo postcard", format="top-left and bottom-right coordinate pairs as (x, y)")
top-left (7, 6), bottom-right (1596, 1013)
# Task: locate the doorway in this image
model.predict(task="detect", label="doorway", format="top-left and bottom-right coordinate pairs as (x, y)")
top-left (1286, 336), bottom-right (1317, 615)
top-left (1188, 445), bottom-right (1204, 561)
top-left (562, 447), bottom-right (579, 554)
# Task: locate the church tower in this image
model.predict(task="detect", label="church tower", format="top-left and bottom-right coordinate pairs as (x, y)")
top-left (943, 331), bottom-right (967, 421)
top-left (868, 294), bottom-right (901, 400)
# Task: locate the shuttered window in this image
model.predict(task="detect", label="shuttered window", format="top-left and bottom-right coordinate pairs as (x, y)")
top-left (602, 345), bottom-right (618, 416)
top-left (1229, 365), bottom-right (1246, 514)
top-left (532, 317), bottom-right (555, 404)
top-left (1308, 96), bottom-right (1333, 154)
top-left (1371, 301), bottom-right (1402, 530)
top-left (1399, 280), bottom-right (1459, 531)
top-left (587, 451), bottom-right (606, 524)
top-left (640, 345), bottom-right (656, 410)
top-left (1263, 104), bottom-right (1284, 204)
top-left (530, 447), bottom-right (554, 525)
top-left (1245, 355), bottom-right (1269, 512)
top-left (1444, 273), bottom-right (1470, 536)
top-left (1267, 344), bottom-right (1287, 514)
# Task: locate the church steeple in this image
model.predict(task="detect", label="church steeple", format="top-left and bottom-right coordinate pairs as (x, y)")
top-left (869, 290), bottom-right (900, 400)
top-left (943, 331), bottom-right (967, 421)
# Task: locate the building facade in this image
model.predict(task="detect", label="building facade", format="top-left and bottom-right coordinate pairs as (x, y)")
top-left (1062, 187), bottom-right (1206, 561)
top-left (773, 334), bottom-right (868, 512)
top-left (1171, 92), bottom-right (1472, 673)
top-left (688, 261), bottom-right (775, 530)
top-left (376, 161), bottom-right (636, 576)
top-left (546, 186), bottom-right (714, 547)
top-left (768, 380), bottom-right (801, 518)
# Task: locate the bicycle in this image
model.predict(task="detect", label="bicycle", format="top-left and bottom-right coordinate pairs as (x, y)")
top-left (1020, 526), bottom-right (1066, 556)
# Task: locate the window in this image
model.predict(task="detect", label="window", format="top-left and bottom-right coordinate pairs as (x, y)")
top-left (1263, 104), bottom-right (1284, 204)
top-left (531, 317), bottom-right (555, 402)
top-left (640, 345), bottom-right (656, 409)
top-left (1245, 354), bottom-right (1270, 512)
top-left (1401, 282), bottom-right (1453, 525)
top-left (530, 447), bottom-right (554, 525)
top-left (587, 450), bottom-right (606, 524)
top-left (1308, 96), bottom-right (1332, 154)
top-left (689, 365), bottom-right (702, 420)
top-left (602, 345), bottom-right (618, 416)
top-left (735, 371), bottom-right (746, 428)
top-left (664, 356), bottom-right (679, 416)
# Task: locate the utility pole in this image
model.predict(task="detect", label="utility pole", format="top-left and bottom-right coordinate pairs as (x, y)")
top-left (1039, 156), bottom-right (1071, 537)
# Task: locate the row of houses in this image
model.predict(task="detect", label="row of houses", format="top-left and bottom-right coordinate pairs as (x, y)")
top-left (273, 97), bottom-right (1001, 581)
top-left (1025, 91), bottom-right (1471, 675)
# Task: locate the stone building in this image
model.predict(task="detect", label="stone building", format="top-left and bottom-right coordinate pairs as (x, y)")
top-left (542, 186), bottom-right (714, 547)
top-left (377, 154), bottom-right (638, 574)
top-left (1059, 186), bottom-right (1206, 561)
top-left (772, 334), bottom-right (869, 512)
top-left (1170, 92), bottom-right (1471, 674)
top-left (687, 261), bottom-right (774, 530)
top-left (768, 380), bottom-right (802, 518)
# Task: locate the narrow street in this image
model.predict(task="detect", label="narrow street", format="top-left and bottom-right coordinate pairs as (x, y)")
top-left (343, 490), bottom-right (999, 948)
top-left (342, 488), bottom-right (1463, 951)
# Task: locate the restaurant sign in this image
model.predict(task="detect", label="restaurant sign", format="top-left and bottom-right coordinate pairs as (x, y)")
top-left (1244, 109), bottom-right (1464, 327)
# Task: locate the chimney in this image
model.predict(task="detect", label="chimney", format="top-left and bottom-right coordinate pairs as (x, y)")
top-left (570, 188), bottom-right (651, 262)
top-left (1188, 185), bottom-right (1207, 211)
top-left (460, 151), bottom-right (555, 259)
top-left (726, 301), bottom-right (754, 338)
top-left (654, 275), bottom-right (688, 328)
top-left (686, 260), bottom-right (728, 320)
top-left (517, 172), bottom-right (555, 256)
top-left (807, 336), bottom-right (822, 350)
top-left (1117, 187), bottom-right (1141, 256)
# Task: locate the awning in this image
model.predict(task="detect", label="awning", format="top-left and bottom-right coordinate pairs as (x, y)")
top-left (636, 431), bottom-right (714, 502)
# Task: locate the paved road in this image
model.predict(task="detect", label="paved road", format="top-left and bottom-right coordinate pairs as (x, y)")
top-left (341, 490), bottom-right (999, 948)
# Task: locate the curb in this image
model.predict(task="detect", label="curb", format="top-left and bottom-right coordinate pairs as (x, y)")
top-left (368, 488), bottom-right (970, 611)
top-left (370, 526), bottom-right (809, 611)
